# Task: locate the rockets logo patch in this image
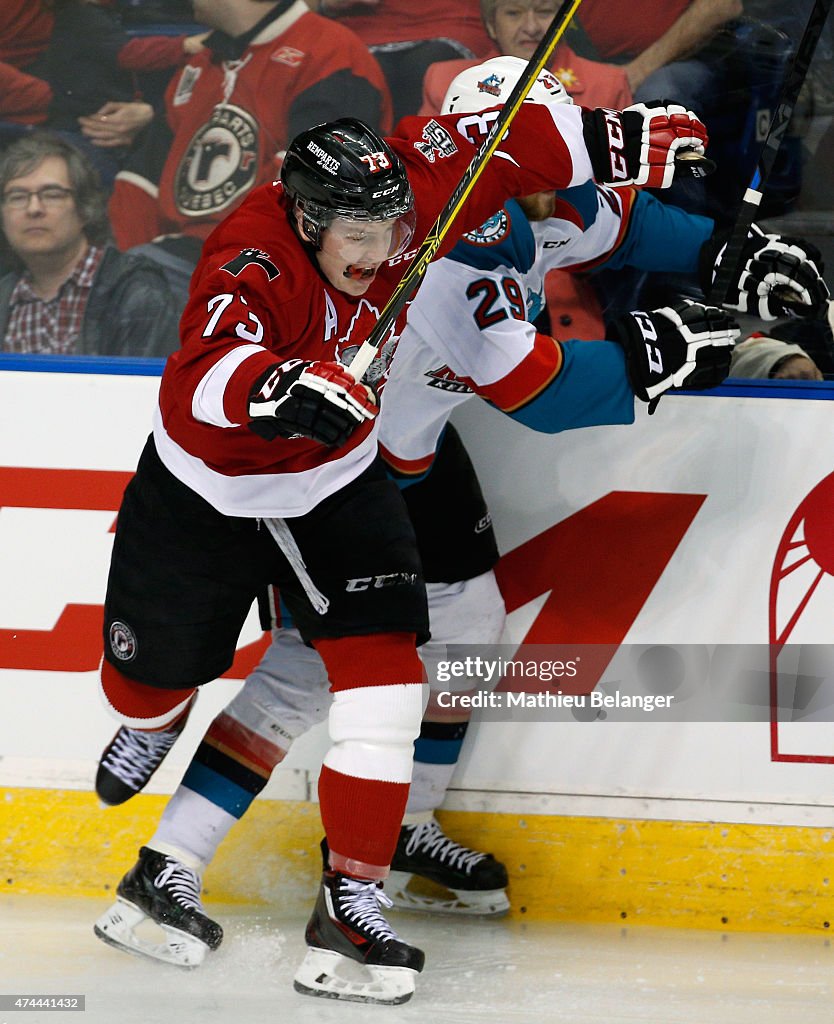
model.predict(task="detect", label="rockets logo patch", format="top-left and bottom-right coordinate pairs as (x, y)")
top-left (463, 209), bottom-right (510, 246)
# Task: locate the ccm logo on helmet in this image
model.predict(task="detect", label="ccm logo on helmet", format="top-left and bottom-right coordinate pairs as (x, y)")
top-left (346, 572), bottom-right (418, 592)
top-left (600, 108), bottom-right (628, 181)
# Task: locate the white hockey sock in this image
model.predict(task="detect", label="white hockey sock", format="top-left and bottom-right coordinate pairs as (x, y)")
top-left (149, 787), bottom-right (237, 872)
top-left (405, 760), bottom-right (457, 816)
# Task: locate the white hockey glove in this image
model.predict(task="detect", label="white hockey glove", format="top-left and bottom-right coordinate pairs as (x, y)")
top-left (582, 101), bottom-right (708, 189)
top-left (607, 301), bottom-right (739, 406)
top-left (701, 223), bottom-right (830, 320)
top-left (247, 359), bottom-right (377, 447)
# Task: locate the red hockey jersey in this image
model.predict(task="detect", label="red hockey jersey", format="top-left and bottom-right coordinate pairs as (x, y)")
top-left (153, 102), bottom-right (592, 518)
top-left (109, 1), bottom-right (392, 251)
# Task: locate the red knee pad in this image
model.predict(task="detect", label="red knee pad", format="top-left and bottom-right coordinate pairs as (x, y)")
top-left (313, 632), bottom-right (425, 692)
top-left (100, 661), bottom-right (195, 730)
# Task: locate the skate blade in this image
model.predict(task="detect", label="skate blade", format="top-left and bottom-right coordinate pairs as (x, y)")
top-left (387, 871), bottom-right (510, 917)
top-left (293, 947), bottom-right (417, 1005)
top-left (94, 897), bottom-right (209, 969)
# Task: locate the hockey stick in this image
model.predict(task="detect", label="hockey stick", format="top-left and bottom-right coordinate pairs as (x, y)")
top-left (346, 0), bottom-right (585, 381)
top-left (709, 0), bottom-right (834, 307)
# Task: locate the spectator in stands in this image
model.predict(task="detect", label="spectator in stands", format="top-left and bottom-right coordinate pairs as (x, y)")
top-left (0, 133), bottom-right (179, 357)
top-left (305, 0), bottom-right (492, 122)
top-left (108, 0), bottom-right (393, 314)
top-left (572, 0), bottom-right (743, 105)
top-left (573, 0), bottom-right (763, 226)
top-left (730, 332), bottom-right (825, 381)
top-left (420, 0), bottom-right (632, 116)
top-left (43, 1), bottom-right (207, 129)
top-left (0, 1), bottom-right (208, 184)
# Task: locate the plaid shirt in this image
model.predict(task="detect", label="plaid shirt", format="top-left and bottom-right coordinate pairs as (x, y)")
top-left (4, 245), bottom-right (104, 355)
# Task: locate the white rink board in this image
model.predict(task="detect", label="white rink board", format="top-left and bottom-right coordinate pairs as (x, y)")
top-left (2, 366), bottom-right (834, 826)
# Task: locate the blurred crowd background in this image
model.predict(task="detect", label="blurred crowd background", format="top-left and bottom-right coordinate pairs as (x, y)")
top-left (1, 0), bottom-right (832, 379)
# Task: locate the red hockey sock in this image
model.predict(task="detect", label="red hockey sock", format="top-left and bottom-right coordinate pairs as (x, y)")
top-left (314, 632), bottom-right (425, 691)
top-left (313, 633), bottom-right (425, 879)
top-left (100, 661), bottom-right (196, 731)
top-left (319, 764), bottom-right (410, 879)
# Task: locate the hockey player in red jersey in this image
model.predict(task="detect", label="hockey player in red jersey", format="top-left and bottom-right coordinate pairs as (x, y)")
top-left (94, 87), bottom-right (714, 1002)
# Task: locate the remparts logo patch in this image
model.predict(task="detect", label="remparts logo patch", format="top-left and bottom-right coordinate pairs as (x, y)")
top-left (109, 621), bottom-right (138, 662)
top-left (176, 104), bottom-right (259, 217)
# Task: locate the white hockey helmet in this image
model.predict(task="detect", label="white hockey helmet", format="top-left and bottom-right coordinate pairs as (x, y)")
top-left (441, 55), bottom-right (572, 115)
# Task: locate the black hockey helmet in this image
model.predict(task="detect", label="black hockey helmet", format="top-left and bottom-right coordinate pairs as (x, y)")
top-left (281, 118), bottom-right (415, 252)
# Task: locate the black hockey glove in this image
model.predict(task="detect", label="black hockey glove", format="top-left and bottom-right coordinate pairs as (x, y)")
top-left (247, 359), bottom-right (378, 447)
top-left (700, 223), bottom-right (829, 320)
top-left (582, 101), bottom-right (708, 189)
top-left (607, 301), bottom-right (739, 406)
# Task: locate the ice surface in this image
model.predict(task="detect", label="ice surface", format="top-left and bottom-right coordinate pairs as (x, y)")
top-left (1, 895), bottom-right (832, 1024)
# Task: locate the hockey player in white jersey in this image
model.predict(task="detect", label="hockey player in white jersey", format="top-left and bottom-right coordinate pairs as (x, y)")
top-left (93, 57), bottom-right (827, 980)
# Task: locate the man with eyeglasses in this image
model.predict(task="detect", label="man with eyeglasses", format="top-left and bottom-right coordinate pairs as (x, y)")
top-left (0, 131), bottom-right (179, 358)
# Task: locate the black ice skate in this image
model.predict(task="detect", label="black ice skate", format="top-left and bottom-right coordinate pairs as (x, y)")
top-left (387, 816), bottom-right (510, 916)
top-left (294, 866), bottom-right (425, 1004)
top-left (94, 846), bottom-right (222, 968)
top-left (96, 695), bottom-right (196, 805)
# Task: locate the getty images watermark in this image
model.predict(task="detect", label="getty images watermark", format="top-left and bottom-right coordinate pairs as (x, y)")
top-left (425, 644), bottom-right (834, 722)
top-left (435, 654), bottom-right (673, 712)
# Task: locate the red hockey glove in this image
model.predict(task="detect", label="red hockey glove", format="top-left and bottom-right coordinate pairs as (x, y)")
top-left (583, 101), bottom-right (708, 189)
top-left (247, 359), bottom-right (378, 447)
top-left (607, 301), bottom-right (738, 405)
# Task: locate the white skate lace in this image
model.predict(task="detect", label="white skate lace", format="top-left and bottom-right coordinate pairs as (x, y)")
top-left (154, 858), bottom-right (204, 912)
top-left (101, 727), bottom-right (179, 788)
top-left (404, 820), bottom-right (486, 874)
top-left (338, 878), bottom-right (400, 942)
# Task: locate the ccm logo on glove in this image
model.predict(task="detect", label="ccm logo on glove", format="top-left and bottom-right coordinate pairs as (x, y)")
top-left (583, 101), bottom-right (708, 190)
top-left (600, 108), bottom-right (628, 181)
top-left (630, 310), bottom-right (664, 374)
top-left (607, 300), bottom-right (739, 405)
top-left (248, 359), bottom-right (377, 447)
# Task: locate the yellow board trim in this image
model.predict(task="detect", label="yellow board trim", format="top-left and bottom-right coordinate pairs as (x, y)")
top-left (4, 787), bottom-right (834, 933)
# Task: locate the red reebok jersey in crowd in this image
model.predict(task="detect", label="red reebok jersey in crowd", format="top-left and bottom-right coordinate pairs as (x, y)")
top-left (109, 1), bottom-right (392, 251)
top-left (153, 103), bottom-right (592, 518)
